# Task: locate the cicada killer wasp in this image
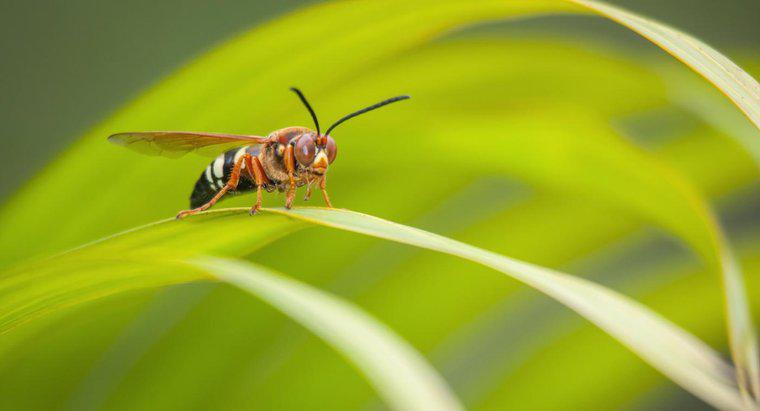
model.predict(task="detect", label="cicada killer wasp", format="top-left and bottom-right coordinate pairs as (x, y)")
top-left (109, 88), bottom-right (409, 219)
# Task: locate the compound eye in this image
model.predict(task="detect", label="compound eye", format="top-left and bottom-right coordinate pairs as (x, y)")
top-left (294, 135), bottom-right (316, 165)
top-left (325, 136), bottom-right (337, 164)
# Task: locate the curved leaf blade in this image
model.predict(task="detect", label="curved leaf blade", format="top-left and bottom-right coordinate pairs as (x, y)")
top-left (571, 0), bottom-right (760, 130)
top-left (191, 256), bottom-right (463, 411)
top-left (0, 214), bottom-right (463, 411)
top-left (0, 207), bottom-right (744, 409)
top-left (565, 2), bottom-right (760, 392)
top-left (267, 207), bottom-right (743, 410)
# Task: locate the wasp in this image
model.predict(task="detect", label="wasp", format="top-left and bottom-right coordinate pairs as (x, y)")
top-left (109, 88), bottom-right (409, 219)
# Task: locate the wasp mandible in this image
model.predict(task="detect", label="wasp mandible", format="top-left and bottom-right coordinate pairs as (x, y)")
top-left (109, 88), bottom-right (410, 219)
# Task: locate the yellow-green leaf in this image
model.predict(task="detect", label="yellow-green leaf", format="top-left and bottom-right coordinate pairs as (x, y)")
top-left (0, 208), bottom-right (744, 409)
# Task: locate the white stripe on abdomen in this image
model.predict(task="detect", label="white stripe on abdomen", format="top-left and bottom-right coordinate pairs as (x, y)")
top-left (212, 155), bottom-right (224, 178)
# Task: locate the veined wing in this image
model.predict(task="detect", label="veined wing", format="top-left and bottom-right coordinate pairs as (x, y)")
top-left (108, 131), bottom-right (270, 158)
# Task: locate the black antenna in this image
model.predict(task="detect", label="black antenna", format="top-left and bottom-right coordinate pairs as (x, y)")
top-left (325, 95), bottom-right (410, 136)
top-left (290, 87), bottom-right (320, 135)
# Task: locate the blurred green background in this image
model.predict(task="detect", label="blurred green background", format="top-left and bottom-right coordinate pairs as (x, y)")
top-left (1, 1), bottom-right (760, 410)
top-left (1, 0), bottom-right (759, 200)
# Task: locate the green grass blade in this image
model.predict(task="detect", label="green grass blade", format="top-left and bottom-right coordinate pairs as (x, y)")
top-left (660, 62), bottom-right (760, 169)
top-left (571, 2), bottom-right (760, 391)
top-left (265, 207), bottom-right (743, 410)
top-left (0, 206), bottom-right (744, 408)
top-left (0, 215), bottom-right (464, 411)
top-left (571, 0), bottom-right (760, 131)
top-left (190, 256), bottom-right (463, 411)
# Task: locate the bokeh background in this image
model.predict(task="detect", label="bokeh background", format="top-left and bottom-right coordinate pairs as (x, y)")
top-left (2, 0), bottom-right (759, 200)
top-left (1, 1), bottom-right (759, 410)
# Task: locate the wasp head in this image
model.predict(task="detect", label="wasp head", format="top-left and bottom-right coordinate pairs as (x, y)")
top-left (294, 133), bottom-right (337, 175)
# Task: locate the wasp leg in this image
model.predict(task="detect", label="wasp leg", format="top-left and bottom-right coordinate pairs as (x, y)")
top-left (176, 153), bottom-right (250, 219)
top-left (303, 178), bottom-right (313, 201)
top-left (283, 144), bottom-right (297, 209)
top-left (246, 155), bottom-right (270, 215)
top-left (319, 174), bottom-right (333, 208)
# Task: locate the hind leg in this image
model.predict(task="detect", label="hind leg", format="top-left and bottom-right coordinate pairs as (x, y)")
top-left (177, 154), bottom-right (250, 219)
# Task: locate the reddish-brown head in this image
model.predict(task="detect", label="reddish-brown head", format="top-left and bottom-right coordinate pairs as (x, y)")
top-left (294, 133), bottom-right (337, 174)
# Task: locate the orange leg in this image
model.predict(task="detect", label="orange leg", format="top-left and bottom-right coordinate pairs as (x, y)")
top-left (284, 144), bottom-right (297, 209)
top-left (303, 177), bottom-right (314, 201)
top-left (319, 174), bottom-right (333, 208)
top-left (176, 154), bottom-right (250, 219)
top-left (246, 155), bottom-right (270, 215)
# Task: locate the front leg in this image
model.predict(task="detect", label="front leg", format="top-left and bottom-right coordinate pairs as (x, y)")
top-left (319, 174), bottom-right (333, 208)
top-left (284, 143), bottom-right (297, 209)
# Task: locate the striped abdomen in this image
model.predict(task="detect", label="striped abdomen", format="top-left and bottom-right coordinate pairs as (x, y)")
top-left (190, 145), bottom-right (260, 208)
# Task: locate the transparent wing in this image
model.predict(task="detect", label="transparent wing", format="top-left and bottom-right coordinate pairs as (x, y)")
top-left (107, 131), bottom-right (269, 158)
